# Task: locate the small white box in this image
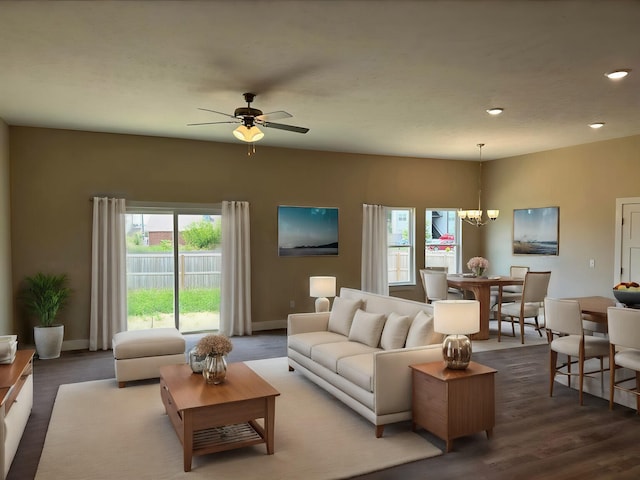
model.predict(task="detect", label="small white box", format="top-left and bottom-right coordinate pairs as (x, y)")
top-left (0, 335), bottom-right (18, 364)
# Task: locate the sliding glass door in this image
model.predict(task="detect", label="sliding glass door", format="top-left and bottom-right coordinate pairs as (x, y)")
top-left (125, 204), bottom-right (221, 333)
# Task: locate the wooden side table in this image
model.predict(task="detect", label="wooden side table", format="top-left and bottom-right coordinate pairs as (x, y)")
top-left (410, 360), bottom-right (496, 453)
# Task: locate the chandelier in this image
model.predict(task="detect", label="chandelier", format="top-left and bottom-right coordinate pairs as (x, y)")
top-left (457, 143), bottom-right (499, 226)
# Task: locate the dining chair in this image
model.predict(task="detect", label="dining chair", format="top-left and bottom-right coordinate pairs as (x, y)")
top-left (545, 297), bottom-right (610, 406)
top-left (420, 270), bottom-right (461, 303)
top-left (498, 271), bottom-right (551, 343)
top-left (607, 306), bottom-right (640, 414)
top-left (490, 265), bottom-right (530, 317)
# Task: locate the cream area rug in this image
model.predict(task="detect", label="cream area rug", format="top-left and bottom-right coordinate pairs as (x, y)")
top-left (473, 319), bottom-right (548, 353)
top-left (36, 357), bottom-right (441, 480)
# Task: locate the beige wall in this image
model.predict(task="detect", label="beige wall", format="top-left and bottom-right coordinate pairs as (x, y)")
top-left (483, 134), bottom-right (640, 298)
top-left (0, 120), bottom-right (12, 335)
top-left (9, 127), bottom-right (482, 346)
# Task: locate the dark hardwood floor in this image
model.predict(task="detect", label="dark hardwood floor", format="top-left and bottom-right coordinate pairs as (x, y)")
top-left (9, 331), bottom-right (640, 480)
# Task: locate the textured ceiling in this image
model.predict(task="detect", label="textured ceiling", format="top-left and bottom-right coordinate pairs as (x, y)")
top-left (1, 1), bottom-right (639, 160)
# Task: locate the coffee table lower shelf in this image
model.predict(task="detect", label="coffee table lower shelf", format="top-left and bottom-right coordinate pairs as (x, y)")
top-left (193, 421), bottom-right (264, 453)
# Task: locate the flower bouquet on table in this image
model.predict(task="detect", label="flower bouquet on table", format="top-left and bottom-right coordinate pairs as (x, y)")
top-left (195, 334), bottom-right (233, 385)
top-left (467, 257), bottom-right (489, 277)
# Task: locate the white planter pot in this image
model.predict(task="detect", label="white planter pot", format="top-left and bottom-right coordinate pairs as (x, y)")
top-left (34, 325), bottom-right (64, 359)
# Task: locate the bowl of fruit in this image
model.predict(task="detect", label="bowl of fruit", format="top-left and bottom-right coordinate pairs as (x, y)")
top-left (613, 282), bottom-right (640, 306)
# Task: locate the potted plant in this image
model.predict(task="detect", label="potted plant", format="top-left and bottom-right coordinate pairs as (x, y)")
top-left (20, 273), bottom-right (71, 359)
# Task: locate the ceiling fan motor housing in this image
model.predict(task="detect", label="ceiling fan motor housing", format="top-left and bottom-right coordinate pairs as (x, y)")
top-left (234, 106), bottom-right (263, 119)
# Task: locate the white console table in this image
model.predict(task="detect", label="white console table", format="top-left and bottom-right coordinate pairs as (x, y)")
top-left (0, 350), bottom-right (34, 479)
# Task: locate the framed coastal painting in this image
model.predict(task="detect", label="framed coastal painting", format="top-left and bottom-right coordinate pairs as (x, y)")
top-left (513, 207), bottom-right (559, 255)
top-left (278, 206), bottom-right (339, 256)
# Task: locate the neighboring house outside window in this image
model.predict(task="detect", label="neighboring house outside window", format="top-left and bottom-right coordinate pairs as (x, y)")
top-left (388, 207), bottom-right (415, 286)
top-left (425, 209), bottom-right (461, 273)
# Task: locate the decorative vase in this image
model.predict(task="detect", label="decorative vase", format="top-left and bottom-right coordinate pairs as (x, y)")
top-left (203, 353), bottom-right (227, 385)
top-left (188, 347), bottom-right (207, 374)
top-left (473, 267), bottom-right (485, 277)
top-left (34, 325), bottom-right (64, 360)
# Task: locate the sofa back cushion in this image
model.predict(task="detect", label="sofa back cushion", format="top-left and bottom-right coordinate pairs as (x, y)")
top-left (328, 296), bottom-right (363, 336)
top-left (380, 312), bottom-right (411, 350)
top-left (405, 310), bottom-right (437, 347)
top-left (348, 309), bottom-right (387, 347)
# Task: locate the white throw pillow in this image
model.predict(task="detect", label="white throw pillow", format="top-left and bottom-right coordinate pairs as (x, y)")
top-left (348, 309), bottom-right (387, 347)
top-left (380, 312), bottom-right (411, 350)
top-left (327, 297), bottom-right (363, 336)
top-left (405, 310), bottom-right (436, 347)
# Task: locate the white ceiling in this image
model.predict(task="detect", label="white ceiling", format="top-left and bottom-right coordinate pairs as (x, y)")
top-left (1, 1), bottom-right (639, 161)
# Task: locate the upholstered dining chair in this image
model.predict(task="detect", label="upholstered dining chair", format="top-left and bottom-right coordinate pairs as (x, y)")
top-left (607, 306), bottom-right (640, 414)
top-left (498, 271), bottom-right (551, 343)
top-left (420, 270), bottom-right (461, 303)
top-left (545, 297), bottom-right (610, 406)
top-left (490, 265), bottom-right (530, 317)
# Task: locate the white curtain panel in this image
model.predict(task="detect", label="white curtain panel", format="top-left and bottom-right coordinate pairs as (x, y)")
top-left (220, 201), bottom-right (252, 336)
top-left (361, 204), bottom-right (389, 295)
top-left (89, 197), bottom-right (127, 351)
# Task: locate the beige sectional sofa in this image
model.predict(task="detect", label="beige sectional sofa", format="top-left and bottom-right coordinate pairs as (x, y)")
top-left (287, 287), bottom-right (443, 437)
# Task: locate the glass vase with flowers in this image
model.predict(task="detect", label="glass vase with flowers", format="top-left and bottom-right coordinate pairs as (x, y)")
top-left (195, 334), bottom-right (234, 385)
top-left (467, 257), bottom-right (489, 277)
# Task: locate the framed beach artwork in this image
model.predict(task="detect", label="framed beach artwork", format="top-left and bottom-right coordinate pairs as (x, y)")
top-left (513, 207), bottom-right (559, 255)
top-left (278, 206), bottom-right (339, 256)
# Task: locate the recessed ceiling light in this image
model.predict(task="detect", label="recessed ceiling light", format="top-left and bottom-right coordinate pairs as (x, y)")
top-left (486, 108), bottom-right (504, 115)
top-left (605, 69), bottom-right (630, 80)
top-left (589, 122), bottom-right (605, 129)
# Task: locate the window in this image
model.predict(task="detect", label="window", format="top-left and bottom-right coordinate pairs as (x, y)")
top-left (125, 202), bottom-right (221, 333)
top-left (425, 209), bottom-right (461, 272)
top-left (387, 207), bottom-right (415, 285)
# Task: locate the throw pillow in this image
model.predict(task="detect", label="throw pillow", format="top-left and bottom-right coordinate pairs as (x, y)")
top-left (327, 296), bottom-right (363, 336)
top-left (380, 312), bottom-right (411, 350)
top-left (348, 309), bottom-right (387, 347)
top-left (405, 310), bottom-right (436, 347)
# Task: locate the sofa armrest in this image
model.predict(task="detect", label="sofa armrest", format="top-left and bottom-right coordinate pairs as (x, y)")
top-left (287, 312), bottom-right (330, 335)
top-left (373, 345), bottom-right (443, 415)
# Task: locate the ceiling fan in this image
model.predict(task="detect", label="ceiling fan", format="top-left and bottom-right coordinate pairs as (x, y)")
top-left (188, 92), bottom-right (309, 143)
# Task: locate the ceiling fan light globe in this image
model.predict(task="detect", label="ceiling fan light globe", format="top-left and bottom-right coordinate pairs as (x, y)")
top-left (233, 125), bottom-right (264, 142)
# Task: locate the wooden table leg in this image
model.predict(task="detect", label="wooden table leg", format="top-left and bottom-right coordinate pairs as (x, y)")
top-left (469, 285), bottom-right (490, 340)
top-left (265, 396), bottom-right (276, 454)
top-left (183, 411), bottom-right (193, 472)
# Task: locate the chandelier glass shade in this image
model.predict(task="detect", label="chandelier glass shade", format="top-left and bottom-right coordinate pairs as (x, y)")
top-left (457, 143), bottom-right (499, 226)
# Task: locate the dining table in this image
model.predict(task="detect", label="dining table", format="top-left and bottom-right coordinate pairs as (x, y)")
top-left (446, 274), bottom-right (525, 340)
top-left (563, 295), bottom-right (617, 324)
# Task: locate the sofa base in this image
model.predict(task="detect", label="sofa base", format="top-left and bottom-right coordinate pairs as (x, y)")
top-left (287, 356), bottom-right (411, 437)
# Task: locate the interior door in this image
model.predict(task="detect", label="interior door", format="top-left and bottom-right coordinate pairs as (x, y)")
top-left (619, 201), bottom-right (640, 282)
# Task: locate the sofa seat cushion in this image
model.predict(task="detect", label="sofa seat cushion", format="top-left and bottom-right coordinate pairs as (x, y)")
top-left (311, 341), bottom-right (380, 373)
top-left (337, 353), bottom-right (374, 392)
top-left (288, 331), bottom-right (348, 358)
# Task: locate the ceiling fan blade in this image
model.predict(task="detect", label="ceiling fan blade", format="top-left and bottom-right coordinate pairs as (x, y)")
top-left (187, 121), bottom-right (238, 126)
top-left (256, 110), bottom-right (293, 122)
top-left (197, 108), bottom-right (237, 119)
top-left (261, 121), bottom-right (309, 134)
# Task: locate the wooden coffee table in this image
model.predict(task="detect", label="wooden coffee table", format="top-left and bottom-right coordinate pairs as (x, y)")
top-left (159, 362), bottom-right (280, 472)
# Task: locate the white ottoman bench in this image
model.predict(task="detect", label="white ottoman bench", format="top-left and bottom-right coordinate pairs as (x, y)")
top-left (113, 328), bottom-right (186, 388)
